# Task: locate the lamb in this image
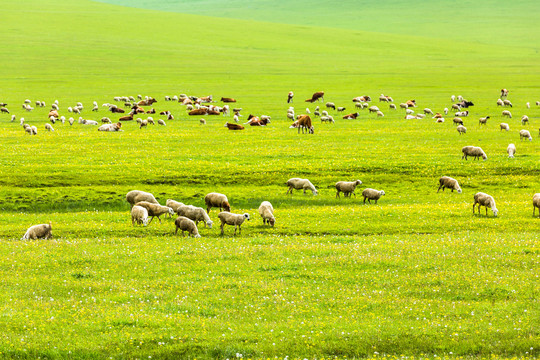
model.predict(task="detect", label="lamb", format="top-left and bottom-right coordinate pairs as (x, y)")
top-left (45, 123), bottom-right (54, 131)
top-left (131, 205), bottom-right (149, 226)
top-left (326, 102), bottom-right (336, 110)
top-left (521, 115), bottom-right (529, 125)
top-left (30, 125), bottom-right (37, 135)
top-left (496, 99), bottom-right (504, 106)
top-left (462, 146), bottom-right (487, 160)
top-left (11, 114), bottom-right (15, 122)
top-left (453, 117), bottom-right (464, 126)
top-left (473, 192), bottom-right (498, 217)
top-left (479, 116), bottom-right (490, 125)
top-left (335, 180), bottom-right (362, 198)
top-left (133, 201), bottom-right (175, 224)
top-left (368, 106), bottom-right (380, 113)
top-left (526, 102), bottom-right (530, 109)
top-left (500, 123), bottom-right (509, 131)
top-left (158, 119), bottom-right (166, 125)
top-left (533, 193), bottom-right (540, 217)
top-left (139, 119), bottom-right (148, 129)
top-left (399, 103), bottom-right (408, 109)
top-left (176, 204), bottom-right (214, 228)
top-left (451, 104), bottom-right (461, 111)
top-left (0, 107), bottom-right (9, 113)
top-left (362, 188), bottom-right (385, 204)
top-left (519, 129), bottom-right (532, 141)
top-left (205, 192), bottom-right (231, 213)
top-left (444, 108), bottom-right (449, 115)
top-left (174, 216), bottom-right (201, 237)
top-left (258, 201), bottom-right (275, 227)
top-left (286, 178), bottom-right (318, 195)
top-left (126, 190), bottom-right (159, 208)
top-left (69, 117), bottom-right (75, 125)
top-left (502, 110), bottom-right (512, 118)
top-left (98, 122), bottom-right (122, 132)
top-left (456, 125), bottom-right (467, 135)
top-left (437, 176), bottom-right (462, 193)
top-left (22, 222), bottom-right (52, 240)
top-left (507, 143), bottom-right (516, 158)
top-left (503, 99), bottom-right (513, 107)
top-left (218, 212), bottom-right (250, 235)
top-left (389, 104), bottom-right (397, 110)
top-left (376, 110), bottom-right (384, 117)
top-left (451, 95), bottom-right (456, 102)
top-left (423, 108), bottom-right (433, 115)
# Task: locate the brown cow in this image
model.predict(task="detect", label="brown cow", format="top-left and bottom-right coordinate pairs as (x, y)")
top-left (500, 88), bottom-right (509, 98)
top-left (287, 91), bottom-right (294, 103)
top-left (110, 107), bottom-right (125, 113)
top-left (406, 100), bottom-right (417, 107)
top-left (221, 97), bottom-right (236, 103)
top-left (291, 115), bottom-right (314, 134)
top-left (146, 108), bottom-right (156, 114)
top-left (245, 115), bottom-right (270, 126)
top-left (224, 122), bottom-right (244, 130)
top-left (353, 95), bottom-right (371, 102)
top-left (305, 91), bottom-right (324, 103)
top-left (343, 112), bottom-right (359, 119)
top-left (198, 95), bottom-right (213, 103)
top-left (119, 114), bottom-right (134, 121)
top-left (207, 110), bottom-right (220, 115)
top-left (189, 108), bottom-right (208, 116)
top-left (137, 98), bottom-right (157, 106)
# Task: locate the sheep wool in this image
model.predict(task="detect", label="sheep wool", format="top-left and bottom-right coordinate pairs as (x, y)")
top-left (533, 193), bottom-right (540, 217)
top-left (22, 222), bottom-right (52, 240)
top-left (218, 212), bottom-right (250, 235)
top-left (286, 178), bottom-right (318, 195)
top-left (335, 180), bottom-right (362, 198)
top-left (462, 146), bottom-right (487, 161)
top-left (507, 144), bottom-right (516, 158)
top-left (362, 188), bottom-right (385, 204)
top-left (176, 204), bottom-right (214, 228)
top-left (473, 192), bottom-right (498, 217)
top-left (126, 190), bottom-right (159, 207)
top-left (204, 192), bottom-right (231, 214)
top-left (174, 216), bottom-right (201, 238)
top-left (134, 201), bottom-right (175, 224)
top-left (258, 201), bottom-right (275, 227)
top-left (131, 205), bottom-right (149, 226)
top-left (437, 176), bottom-right (462, 193)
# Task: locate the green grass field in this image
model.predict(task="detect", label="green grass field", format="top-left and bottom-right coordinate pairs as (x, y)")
top-left (1, 0), bottom-right (539, 358)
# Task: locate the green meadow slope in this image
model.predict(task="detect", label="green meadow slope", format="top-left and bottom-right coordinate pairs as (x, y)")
top-left (0, 0), bottom-right (539, 359)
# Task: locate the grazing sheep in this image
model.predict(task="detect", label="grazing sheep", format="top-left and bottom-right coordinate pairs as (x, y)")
top-left (326, 102), bottom-right (336, 110)
top-left (126, 190), bottom-right (159, 208)
top-left (176, 204), bottom-right (214, 228)
top-left (389, 104), bottom-right (396, 110)
top-left (521, 115), bottom-right (529, 125)
top-left (165, 199), bottom-right (185, 214)
top-left (507, 143), bottom-right (516, 158)
top-left (424, 108), bottom-right (433, 115)
top-left (533, 193), bottom-right (540, 217)
top-left (258, 201), bottom-right (275, 227)
top-left (11, 114), bottom-right (15, 122)
top-left (362, 188), bottom-right (385, 204)
top-left (453, 117), bottom-right (464, 126)
top-left (502, 110), bottom-right (512, 118)
top-left (455, 111), bottom-right (469, 117)
top-left (500, 123), bottom-right (510, 131)
top-left (22, 222), bottom-right (52, 240)
top-left (479, 116), bottom-right (490, 125)
top-left (369, 105), bottom-right (380, 113)
top-left (139, 119), bottom-right (148, 129)
top-left (45, 123), bottom-right (54, 131)
top-left (158, 119), bottom-right (166, 126)
top-left (98, 122), bottom-right (122, 132)
top-left (30, 125), bottom-right (37, 135)
top-left (473, 192), bottom-right (498, 217)
top-left (405, 115), bottom-right (417, 120)
top-left (520, 129), bottom-right (532, 141)
top-left (437, 176), bottom-right (462, 193)
top-left (205, 192), bottom-right (231, 214)
top-left (133, 201), bottom-right (175, 224)
top-left (101, 117), bottom-right (111, 123)
top-left (496, 99), bottom-right (504, 106)
top-left (462, 146), bottom-right (487, 160)
top-left (500, 89), bottom-right (509, 98)
top-left (376, 110), bottom-right (384, 117)
top-left (503, 99), bottom-right (513, 107)
top-left (69, 117), bottom-right (75, 125)
top-left (335, 180), bottom-right (362, 198)
top-left (451, 95), bottom-right (456, 102)
top-left (444, 108), bottom-right (448, 115)
top-left (406, 109), bottom-right (414, 115)
top-left (526, 102), bottom-right (530, 109)
top-left (286, 178), bottom-right (318, 195)
top-left (399, 103), bottom-right (408, 109)
top-left (457, 125), bottom-right (467, 135)
top-left (131, 205), bottom-right (149, 226)
top-left (218, 212), bottom-right (250, 235)
top-left (0, 107), bottom-right (9, 113)
top-left (415, 114), bottom-right (426, 119)
top-left (337, 107), bottom-right (346, 112)
top-left (174, 216), bottom-right (201, 238)
top-left (451, 104), bottom-right (461, 111)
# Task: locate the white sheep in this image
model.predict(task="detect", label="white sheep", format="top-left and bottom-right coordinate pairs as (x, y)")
top-left (533, 193), bottom-right (540, 217)
top-left (131, 205), bottom-right (149, 226)
top-left (22, 222), bottom-right (52, 240)
top-left (376, 110), bottom-right (384, 117)
top-left (369, 105), bottom-right (380, 113)
top-left (473, 192), bottom-right (498, 217)
top-left (496, 99), bottom-right (504, 106)
top-left (133, 201), bottom-right (175, 224)
top-left (507, 143), bottom-right (516, 158)
top-left (126, 190), bottom-right (159, 208)
top-left (519, 129), bottom-right (532, 141)
top-left (500, 123), bottom-right (509, 131)
top-left (478, 116), bottom-right (490, 125)
top-left (101, 117), bottom-right (111, 124)
top-left (462, 146), bottom-right (487, 160)
top-left (451, 95), bottom-right (456, 102)
top-left (415, 114), bottom-right (426, 119)
top-left (526, 102), bottom-right (530, 109)
top-left (423, 108), bottom-right (433, 115)
top-left (69, 117), bottom-right (75, 125)
top-left (362, 188), bottom-right (385, 204)
top-left (286, 178), bottom-right (318, 195)
top-left (456, 125), bottom-right (467, 135)
top-left (10, 114), bottom-right (15, 122)
top-left (389, 104), bottom-right (396, 110)
top-left (335, 180), bottom-right (362, 198)
top-left (405, 114), bottom-right (416, 120)
top-left (503, 99), bottom-right (512, 107)
top-left (521, 115), bottom-right (529, 125)
top-left (437, 176), bottom-right (462, 193)
top-left (158, 119), bottom-right (166, 126)
top-left (502, 110), bottom-right (512, 118)
top-left (258, 201), bottom-right (275, 227)
top-left (176, 204), bottom-right (214, 228)
top-left (405, 109), bottom-right (414, 115)
top-left (30, 125), bottom-right (37, 135)
top-left (174, 216), bottom-right (201, 237)
top-left (45, 123), bottom-right (54, 131)
top-left (218, 212), bottom-right (250, 235)
top-left (444, 108), bottom-right (449, 115)
top-left (204, 192), bottom-right (231, 213)
top-left (82, 119), bottom-right (98, 125)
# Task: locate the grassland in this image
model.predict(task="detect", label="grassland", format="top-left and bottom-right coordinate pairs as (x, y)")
top-left (0, 0), bottom-right (539, 358)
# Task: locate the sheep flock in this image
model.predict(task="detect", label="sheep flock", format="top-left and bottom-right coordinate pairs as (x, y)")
top-left (8, 87), bottom-right (540, 239)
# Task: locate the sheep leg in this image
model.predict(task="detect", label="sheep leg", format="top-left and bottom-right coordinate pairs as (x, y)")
top-left (234, 225), bottom-right (237, 236)
top-left (157, 215), bottom-right (162, 224)
top-left (485, 207), bottom-right (488, 216)
top-left (363, 197), bottom-right (367, 204)
top-left (148, 216), bottom-right (154, 224)
top-left (182, 230), bottom-right (185, 237)
top-left (206, 206), bottom-right (211, 214)
top-left (336, 191), bottom-right (340, 198)
top-left (472, 203), bottom-right (476, 214)
top-left (238, 225), bottom-right (241, 234)
top-left (220, 223), bottom-right (225, 235)
top-left (175, 226), bottom-right (179, 235)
